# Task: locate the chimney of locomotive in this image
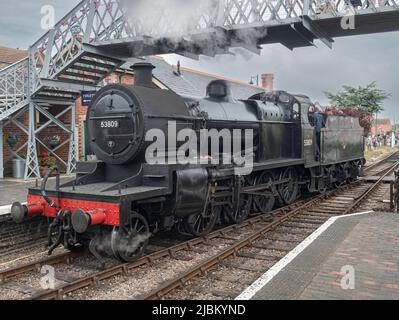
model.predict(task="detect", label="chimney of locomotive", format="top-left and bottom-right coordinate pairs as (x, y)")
top-left (131, 62), bottom-right (155, 88)
top-left (206, 80), bottom-right (235, 102)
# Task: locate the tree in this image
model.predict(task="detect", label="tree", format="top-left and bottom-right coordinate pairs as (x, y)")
top-left (325, 82), bottom-right (390, 114)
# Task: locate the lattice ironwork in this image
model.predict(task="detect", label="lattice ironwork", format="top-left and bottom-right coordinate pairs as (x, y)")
top-left (222, 0), bottom-right (305, 26)
top-left (67, 104), bottom-right (78, 175)
top-left (25, 103), bottom-right (40, 180)
top-left (0, 122), bottom-right (3, 178)
top-left (308, 0), bottom-right (399, 17)
top-left (2, 0), bottom-right (398, 104)
top-left (0, 58), bottom-right (29, 122)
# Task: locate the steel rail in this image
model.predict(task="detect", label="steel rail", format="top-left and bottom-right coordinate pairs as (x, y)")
top-left (363, 151), bottom-right (399, 174)
top-left (0, 155), bottom-right (393, 300)
top-left (31, 164), bottom-right (392, 301)
top-left (141, 162), bottom-right (399, 300)
top-left (0, 252), bottom-right (80, 283)
top-left (344, 160), bottom-right (399, 215)
top-left (29, 200), bottom-right (310, 300)
top-left (31, 182), bottom-right (361, 300)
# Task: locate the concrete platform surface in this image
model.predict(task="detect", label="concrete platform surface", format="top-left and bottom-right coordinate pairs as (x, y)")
top-left (0, 180), bottom-right (36, 207)
top-left (239, 212), bottom-right (399, 300)
top-left (0, 176), bottom-right (74, 210)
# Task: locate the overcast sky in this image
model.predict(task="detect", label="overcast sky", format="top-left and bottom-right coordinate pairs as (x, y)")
top-left (0, 0), bottom-right (397, 122)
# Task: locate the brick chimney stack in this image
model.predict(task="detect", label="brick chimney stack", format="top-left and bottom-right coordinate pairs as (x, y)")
top-left (261, 73), bottom-right (275, 92)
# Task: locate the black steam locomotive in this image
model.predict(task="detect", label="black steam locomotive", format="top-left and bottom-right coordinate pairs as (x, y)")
top-left (11, 63), bottom-right (365, 262)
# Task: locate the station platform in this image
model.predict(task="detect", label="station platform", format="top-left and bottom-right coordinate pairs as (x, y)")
top-left (238, 211), bottom-right (399, 300)
top-left (0, 176), bottom-right (73, 215)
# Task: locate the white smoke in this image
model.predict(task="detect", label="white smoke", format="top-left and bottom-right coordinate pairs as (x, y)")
top-left (119, 0), bottom-right (268, 60)
top-left (121, 0), bottom-right (218, 38)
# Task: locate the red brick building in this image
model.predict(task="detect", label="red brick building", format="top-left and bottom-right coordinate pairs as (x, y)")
top-left (371, 118), bottom-right (393, 136)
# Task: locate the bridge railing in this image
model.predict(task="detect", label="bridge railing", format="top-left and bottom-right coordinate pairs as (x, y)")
top-left (29, 0), bottom-right (137, 92)
top-left (0, 58), bottom-right (29, 120)
top-left (308, 0), bottom-right (399, 18)
top-left (30, 0), bottom-right (91, 88)
top-left (27, 0), bottom-right (226, 93)
top-left (220, 0), bottom-right (305, 27)
top-left (9, 0), bottom-right (399, 97)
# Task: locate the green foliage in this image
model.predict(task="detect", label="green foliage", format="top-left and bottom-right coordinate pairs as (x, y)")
top-left (325, 82), bottom-right (390, 114)
top-left (40, 152), bottom-right (58, 168)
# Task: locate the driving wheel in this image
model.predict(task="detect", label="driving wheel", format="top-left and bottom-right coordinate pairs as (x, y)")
top-left (278, 168), bottom-right (299, 205)
top-left (227, 176), bottom-right (253, 224)
top-left (253, 171), bottom-right (276, 213)
top-left (184, 205), bottom-right (220, 237)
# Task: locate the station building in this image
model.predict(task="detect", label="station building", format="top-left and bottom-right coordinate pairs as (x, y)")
top-left (371, 118), bottom-right (393, 136)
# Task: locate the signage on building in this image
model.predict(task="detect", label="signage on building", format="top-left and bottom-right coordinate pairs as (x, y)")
top-left (81, 91), bottom-right (97, 107)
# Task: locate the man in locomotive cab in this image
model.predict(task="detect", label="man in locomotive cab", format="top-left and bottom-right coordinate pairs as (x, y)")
top-left (313, 103), bottom-right (326, 161)
top-left (308, 105), bottom-right (315, 126)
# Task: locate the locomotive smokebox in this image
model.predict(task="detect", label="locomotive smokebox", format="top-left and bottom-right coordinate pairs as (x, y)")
top-left (131, 62), bottom-right (155, 88)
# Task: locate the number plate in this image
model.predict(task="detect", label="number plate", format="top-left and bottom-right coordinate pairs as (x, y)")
top-left (100, 120), bottom-right (120, 128)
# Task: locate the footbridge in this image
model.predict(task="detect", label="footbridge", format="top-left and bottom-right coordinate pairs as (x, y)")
top-left (0, 0), bottom-right (398, 179)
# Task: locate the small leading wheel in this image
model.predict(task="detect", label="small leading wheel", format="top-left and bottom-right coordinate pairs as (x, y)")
top-left (184, 205), bottom-right (220, 237)
top-left (278, 168), bottom-right (299, 205)
top-left (253, 171), bottom-right (276, 214)
top-left (111, 213), bottom-right (150, 262)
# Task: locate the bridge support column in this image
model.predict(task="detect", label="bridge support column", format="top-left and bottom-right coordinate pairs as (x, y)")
top-left (24, 102), bottom-right (40, 180)
top-left (0, 121), bottom-right (4, 179)
top-left (67, 103), bottom-right (78, 175)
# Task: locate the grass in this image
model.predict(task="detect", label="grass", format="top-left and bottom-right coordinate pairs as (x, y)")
top-left (365, 146), bottom-right (398, 163)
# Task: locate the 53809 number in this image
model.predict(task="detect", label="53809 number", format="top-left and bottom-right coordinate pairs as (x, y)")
top-left (100, 120), bottom-right (119, 128)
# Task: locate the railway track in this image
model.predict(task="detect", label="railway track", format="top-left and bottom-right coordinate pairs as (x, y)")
top-left (0, 200), bottom-right (306, 300)
top-left (0, 152), bottom-right (397, 300)
top-left (363, 150), bottom-right (399, 174)
top-left (142, 159), bottom-right (399, 300)
top-left (0, 217), bottom-right (48, 262)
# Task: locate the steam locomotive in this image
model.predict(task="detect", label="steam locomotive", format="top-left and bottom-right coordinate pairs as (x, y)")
top-left (11, 63), bottom-right (365, 262)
